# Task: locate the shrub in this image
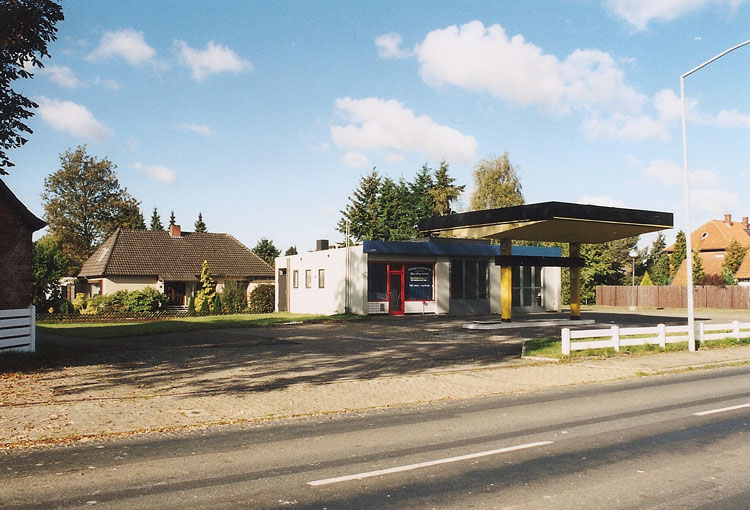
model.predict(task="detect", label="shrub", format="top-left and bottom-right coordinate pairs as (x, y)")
top-left (199, 296), bottom-right (210, 315)
top-left (698, 273), bottom-right (726, 287)
top-left (187, 295), bottom-right (195, 314)
top-left (248, 284), bottom-right (275, 314)
top-left (72, 293), bottom-right (87, 311)
top-left (221, 280), bottom-right (245, 313)
top-left (212, 294), bottom-right (222, 314)
top-left (123, 287), bottom-right (168, 312)
top-left (107, 290), bottom-right (130, 312)
top-left (83, 295), bottom-right (107, 314)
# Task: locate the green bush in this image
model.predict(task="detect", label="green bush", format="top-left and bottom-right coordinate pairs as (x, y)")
top-left (199, 296), bottom-right (210, 315)
top-left (72, 293), bottom-right (87, 311)
top-left (221, 280), bottom-right (245, 313)
top-left (248, 284), bottom-right (275, 314)
top-left (212, 294), bottom-right (222, 314)
top-left (123, 287), bottom-right (168, 312)
top-left (187, 295), bottom-right (195, 314)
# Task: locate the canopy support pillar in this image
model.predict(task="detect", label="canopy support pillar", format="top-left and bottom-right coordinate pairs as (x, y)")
top-left (569, 242), bottom-right (581, 320)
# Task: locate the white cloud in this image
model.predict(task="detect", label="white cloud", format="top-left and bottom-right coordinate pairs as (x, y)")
top-left (88, 29), bottom-right (156, 65)
top-left (577, 195), bottom-right (626, 208)
top-left (640, 158), bottom-right (721, 187)
top-left (386, 153), bottom-right (406, 163)
top-left (375, 33), bottom-right (411, 58)
top-left (713, 109), bottom-right (750, 128)
top-left (415, 21), bottom-right (644, 114)
top-left (584, 89), bottom-right (682, 141)
top-left (36, 97), bottom-right (111, 140)
top-left (690, 168), bottom-right (722, 187)
top-left (342, 150), bottom-right (370, 169)
top-left (40, 65), bottom-right (82, 88)
top-left (606, 0), bottom-right (747, 30)
top-left (132, 162), bottom-right (178, 183)
top-left (175, 40), bottom-right (252, 81)
top-left (94, 77), bottom-right (121, 91)
top-left (691, 188), bottom-right (739, 215)
top-left (331, 97), bottom-right (477, 163)
top-left (178, 123), bottom-right (212, 135)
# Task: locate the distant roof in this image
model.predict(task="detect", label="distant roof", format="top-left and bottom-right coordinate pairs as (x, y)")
top-left (0, 178), bottom-right (46, 232)
top-left (670, 251), bottom-right (727, 286)
top-left (418, 201), bottom-right (672, 244)
top-left (79, 229), bottom-right (274, 280)
top-left (665, 218), bottom-right (750, 253)
top-left (363, 240), bottom-right (561, 257)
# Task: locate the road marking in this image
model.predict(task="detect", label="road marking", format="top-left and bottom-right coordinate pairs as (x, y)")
top-left (307, 441), bottom-right (553, 486)
top-left (694, 403), bottom-right (750, 416)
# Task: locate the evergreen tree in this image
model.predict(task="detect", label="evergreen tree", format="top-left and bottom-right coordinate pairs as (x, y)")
top-left (194, 260), bottom-right (216, 312)
top-left (376, 177), bottom-right (416, 240)
top-left (127, 209), bottom-right (147, 230)
top-left (692, 249), bottom-right (705, 285)
top-left (646, 232), bottom-right (670, 285)
top-left (253, 238), bottom-right (281, 266)
top-left (149, 207), bottom-right (164, 231)
top-left (429, 160), bottom-right (465, 215)
top-left (410, 164), bottom-right (437, 220)
top-left (194, 212), bottom-right (207, 232)
top-left (284, 246), bottom-right (298, 256)
top-left (469, 153), bottom-right (524, 211)
top-left (337, 168), bottom-right (385, 241)
top-left (723, 240), bottom-right (748, 276)
top-left (640, 272), bottom-right (654, 286)
top-left (169, 210), bottom-right (176, 226)
top-left (670, 230), bottom-right (687, 278)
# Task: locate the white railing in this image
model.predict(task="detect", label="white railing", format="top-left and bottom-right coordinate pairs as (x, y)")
top-left (561, 321), bottom-right (750, 355)
top-left (0, 306), bottom-right (36, 353)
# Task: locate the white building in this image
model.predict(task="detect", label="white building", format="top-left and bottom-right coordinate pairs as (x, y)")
top-left (275, 239), bottom-right (561, 316)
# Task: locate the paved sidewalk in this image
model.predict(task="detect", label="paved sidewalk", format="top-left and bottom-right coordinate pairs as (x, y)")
top-left (2, 310), bottom-right (750, 448)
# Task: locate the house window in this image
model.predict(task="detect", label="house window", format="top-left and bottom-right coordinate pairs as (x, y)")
top-left (293, 270), bottom-right (299, 288)
top-left (405, 264), bottom-right (434, 300)
top-left (367, 263), bottom-right (388, 301)
top-left (450, 259), bottom-right (489, 300)
top-left (318, 269), bottom-right (325, 288)
top-left (305, 269), bottom-right (311, 288)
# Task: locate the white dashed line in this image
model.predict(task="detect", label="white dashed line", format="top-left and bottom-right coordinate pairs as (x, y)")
top-left (694, 403), bottom-right (750, 416)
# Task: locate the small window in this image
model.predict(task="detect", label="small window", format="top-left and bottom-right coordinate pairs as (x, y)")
top-left (293, 270), bottom-right (299, 288)
top-left (701, 232), bottom-right (709, 239)
top-left (318, 269), bottom-right (325, 288)
top-left (305, 269), bottom-right (312, 288)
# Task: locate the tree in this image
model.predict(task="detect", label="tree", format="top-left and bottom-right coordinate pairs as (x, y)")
top-left (42, 146), bottom-right (144, 271)
top-left (410, 164), bottom-right (437, 220)
top-left (670, 230), bottom-right (687, 279)
top-left (723, 240), bottom-right (748, 276)
top-left (194, 260), bottom-right (216, 313)
top-left (692, 249), bottom-right (705, 285)
top-left (645, 232), bottom-right (670, 285)
top-left (284, 246), bottom-right (298, 256)
top-left (194, 212), bottom-right (207, 232)
top-left (429, 160), bottom-right (465, 215)
top-left (640, 272), bottom-right (653, 286)
top-left (149, 207), bottom-right (163, 231)
top-left (31, 235), bottom-right (70, 309)
top-left (253, 238), bottom-right (280, 266)
top-left (337, 168), bottom-right (384, 242)
top-left (578, 236), bottom-right (639, 303)
top-left (469, 153), bottom-right (524, 211)
top-left (0, 0), bottom-right (64, 173)
top-left (376, 177), bottom-right (416, 240)
top-left (169, 210), bottom-right (176, 226)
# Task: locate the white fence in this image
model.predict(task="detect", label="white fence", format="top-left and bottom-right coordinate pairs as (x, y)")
top-left (0, 306), bottom-right (36, 353)
top-left (561, 321), bottom-right (750, 355)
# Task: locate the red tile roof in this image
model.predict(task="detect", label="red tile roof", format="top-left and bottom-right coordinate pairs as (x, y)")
top-left (666, 219), bottom-right (750, 253)
top-left (79, 229), bottom-right (274, 281)
top-left (670, 251), bottom-right (728, 286)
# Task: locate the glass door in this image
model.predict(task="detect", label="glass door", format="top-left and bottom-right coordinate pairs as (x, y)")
top-left (388, 268), bottom-right (404, 315)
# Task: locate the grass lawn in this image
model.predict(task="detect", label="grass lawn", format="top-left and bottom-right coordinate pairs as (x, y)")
top-left (37, 312), bottom-right (363, 339)
top-left (524, 335), bottom-right (750, 359)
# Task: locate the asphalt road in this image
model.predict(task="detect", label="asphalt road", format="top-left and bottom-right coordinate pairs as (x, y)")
top-left (2, 365), bottom-right (749, 509)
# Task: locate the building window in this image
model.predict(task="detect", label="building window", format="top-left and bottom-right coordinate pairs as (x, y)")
top-left (450, 259), bottom-right (488, 300)
top-left (405, 264), bottom-right (434, 300)
top-left (293, 270), bottom-right (299, 288)
top-left (367, 263), bottom-right (388, 301)
top-left (305, 269), bottom-right (311, 288)
top-left (318, 269), bottom-right (325, 288)
top-left (512, 265), bottom-right (543, 308)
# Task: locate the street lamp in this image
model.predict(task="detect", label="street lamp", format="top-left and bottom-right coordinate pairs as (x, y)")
top-left (681, 40), bottom-right (750, 352)
top-left (629, 249), bottom-right (638, 311)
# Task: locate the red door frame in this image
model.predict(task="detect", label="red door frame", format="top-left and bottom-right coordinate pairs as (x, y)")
top-left (387, 266), bottom-right (404, 315)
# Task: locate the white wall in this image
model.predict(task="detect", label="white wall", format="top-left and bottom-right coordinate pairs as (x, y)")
top-left (543, 267), bottom-right (562, 312)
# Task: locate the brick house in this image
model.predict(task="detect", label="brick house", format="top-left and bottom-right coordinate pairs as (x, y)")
top-left (0, 179), bottom-right (46, 309)
top-left (668, 214), bottom-right (750, 285)
top-left (76, 224), bottom-right (274, 305)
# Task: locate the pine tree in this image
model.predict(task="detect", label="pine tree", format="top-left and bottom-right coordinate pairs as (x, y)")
top-left (149, 207), bottom-right (163, 231)
top-left (284, 246), bottom-right (298, 256)
top-left (337, 168), bottom-right (384, 242)
top-left (647, 232), bottom-right (670, 285)
top-left (252, 238), bottom-right (281, 266)
top-left (429, 160), bottom-right (465, 215)
top-left (469, 153), bottom-right (524, 211)
top-left (723, 240), bottom-right (748, 276)
top-left (194, 212), bottom-right (207, 233)
top-left (376, 177), bottom-right (416, 240)
top-left (169, 210), bottom-right (176, 226)
top-left (194, 260), bottom-right (216, 312)
top-left (670, 230), bottom-right (687, 278)
top-left (692, 249), bottom-right (705, 285)
top-left (410, 164), bottom-right (437, 220)
top-left (640, 272), bottom-right (653, 286)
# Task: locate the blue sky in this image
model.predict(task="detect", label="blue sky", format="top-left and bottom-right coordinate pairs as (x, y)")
top-left (6, 0), bottom-right (750, 252)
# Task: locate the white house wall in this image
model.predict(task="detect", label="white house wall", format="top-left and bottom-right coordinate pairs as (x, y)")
top-left (543, 267), bottom-right (561, 312)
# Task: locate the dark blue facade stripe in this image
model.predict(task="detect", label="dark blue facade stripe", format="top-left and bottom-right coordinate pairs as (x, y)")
top-left (362, 240), bottom-right (561, 258)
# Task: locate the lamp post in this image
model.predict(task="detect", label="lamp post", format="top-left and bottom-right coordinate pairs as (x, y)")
top-left (681, 40), bottom-right (750, 352)
top-left (629, 249), bottom-right (638, 311)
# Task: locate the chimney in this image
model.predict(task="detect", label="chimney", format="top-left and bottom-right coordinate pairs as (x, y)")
top-left (316, 239), bottom-right (329, 251)
top-left (169, 224), bottom-right (182, 238)
top-left (724, 214), bottom-right (733, 226)
top-left (743, 217), bottom-right (749, 228)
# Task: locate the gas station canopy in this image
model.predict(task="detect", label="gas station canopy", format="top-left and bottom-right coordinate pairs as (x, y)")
top-left (418, 201), bottom-right (673, 244)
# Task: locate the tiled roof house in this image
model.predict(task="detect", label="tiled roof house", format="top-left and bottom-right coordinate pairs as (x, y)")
top-left (77, 225), bottom-right (274, 305)
top-left (668, 214), bottom-right (750, 285)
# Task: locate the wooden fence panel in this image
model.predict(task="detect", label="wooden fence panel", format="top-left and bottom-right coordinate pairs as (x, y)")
top-left (596, 285), bottom-right (750, 310)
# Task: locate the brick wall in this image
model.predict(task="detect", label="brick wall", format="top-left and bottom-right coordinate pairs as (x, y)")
top-left (0, 199), bottom-right (34, 309)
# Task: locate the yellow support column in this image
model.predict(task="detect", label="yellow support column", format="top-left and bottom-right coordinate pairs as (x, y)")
top-left (569, 242), bottom-right (581, 320)
top-left (500, 239), bottom-right (512, 321)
